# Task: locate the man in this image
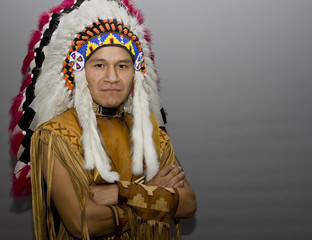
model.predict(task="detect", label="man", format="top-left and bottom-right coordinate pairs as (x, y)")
top-left (10, 0), bottom-right (196, 239)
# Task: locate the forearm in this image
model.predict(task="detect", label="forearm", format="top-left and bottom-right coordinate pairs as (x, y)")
top-left (174, 183), bottom-right (197, 218)
top-left (52, 187), bottom-right (118, 238)
top-left (84, 197), bottom-right (116, 237)
top-left (145, 164), bottom-right (197, 219)
top-left (84, 184), bottom-right (119, 237)
top-left (89, 183), bottom-right (118, 206)
top-left (89, 179), bottom-right (196, 233)
top-left (45, 155), bottom-right (119, 238)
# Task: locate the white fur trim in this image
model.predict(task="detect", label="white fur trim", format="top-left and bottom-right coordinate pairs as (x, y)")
top-left (131, 73), bottom-right (145, 175)
top-left (131, 72), bottom-right (159, 180)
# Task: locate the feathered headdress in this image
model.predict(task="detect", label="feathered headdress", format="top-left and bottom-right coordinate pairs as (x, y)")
top-left (9, 0), bottom-right (166, 197)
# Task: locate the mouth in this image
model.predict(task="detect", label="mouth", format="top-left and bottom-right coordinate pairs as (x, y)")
top-left (101, 89), bottom-right (121, 92)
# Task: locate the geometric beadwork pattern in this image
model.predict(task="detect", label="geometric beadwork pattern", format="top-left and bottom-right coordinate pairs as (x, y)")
top-left (127, 193), bottom-right (148, 208)
top-left (151, 197), bottom-right (169, 212)
top-left (139, 184), bottom-right (158, 196)
top-left (118, 181), bottom-right (179, 224)
top-left (43, 120), bottom-right (82, 153)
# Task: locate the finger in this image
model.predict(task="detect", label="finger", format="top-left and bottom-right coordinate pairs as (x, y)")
top-left (173, 179), bottom-right (184, 188)
top-left (158, 165), bottom-right (175, 177)
top-left (147, 166), bottom-right (182, 186)
top-left (167, 171), bottom-right (185, 187)
top-left (146, 165), bottom-right (175, 186)
top-left (165, 166), bottom-right (183, 181)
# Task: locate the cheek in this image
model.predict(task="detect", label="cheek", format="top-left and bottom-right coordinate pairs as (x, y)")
top-left (85, 71), bottom-right (97, 89)
top-left (125, 75), bottom-right (134, 93)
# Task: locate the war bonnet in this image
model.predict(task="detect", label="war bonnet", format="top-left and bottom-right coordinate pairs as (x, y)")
top-left (9, 0), bottom-right (166, 197)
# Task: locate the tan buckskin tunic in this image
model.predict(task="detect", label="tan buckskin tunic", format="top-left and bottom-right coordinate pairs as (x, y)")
top-left (31, 108), bottom-right (178, 240)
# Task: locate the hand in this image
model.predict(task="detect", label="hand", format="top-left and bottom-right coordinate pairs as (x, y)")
top-left (147, 165), bottom-right (185, 188)
top-left (89, 184), bottom-right (118, 206)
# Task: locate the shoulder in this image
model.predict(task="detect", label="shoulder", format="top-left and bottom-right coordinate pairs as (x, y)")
top-left (40, 108), bottom-right (80, 129)
top-left (149, 111), bottom-right (170, 148)
top-left (36, 108), bottom-right (83, 154)
top-left (148, 112), bottom-right (172, 157)
top-left (158, 128), bottom-right (170, 151)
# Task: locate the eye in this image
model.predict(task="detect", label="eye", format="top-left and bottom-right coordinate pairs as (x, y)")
top-left (118, 64), bottom-right (128, 69)
top-left (95, 64), bottom-right (104, 68)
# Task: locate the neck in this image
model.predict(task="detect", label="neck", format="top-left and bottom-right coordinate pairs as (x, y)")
top-left (92, 102), bottom-right (124, 118)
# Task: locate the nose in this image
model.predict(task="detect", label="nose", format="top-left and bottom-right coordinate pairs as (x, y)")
top-left (104, 66), bottom-right (119, 83)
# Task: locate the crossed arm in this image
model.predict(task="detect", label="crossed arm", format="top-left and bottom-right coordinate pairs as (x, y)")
top-left (90, 165), bottom-right (197, 218)
top-left (43, 153), bottom-right (197, 238)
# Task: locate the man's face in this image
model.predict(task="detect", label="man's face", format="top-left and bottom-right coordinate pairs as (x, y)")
top-left (85, 46), bottom-right (135, 108)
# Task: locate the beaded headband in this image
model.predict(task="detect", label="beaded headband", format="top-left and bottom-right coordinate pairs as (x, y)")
top-left (62, 19), bottom-right (146, 94)
top-left (70, 33), bottom-right (144, 71)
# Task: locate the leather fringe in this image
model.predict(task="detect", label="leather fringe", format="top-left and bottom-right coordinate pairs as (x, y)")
top-left (127, 213), bottom-right (172, 240)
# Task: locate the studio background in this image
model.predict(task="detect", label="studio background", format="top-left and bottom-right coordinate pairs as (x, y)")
top-left (1, 0), bottom-right (312, 239)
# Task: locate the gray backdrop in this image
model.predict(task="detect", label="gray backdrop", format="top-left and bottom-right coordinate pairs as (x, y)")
top-left (1, 0), bottom-right (312, 239)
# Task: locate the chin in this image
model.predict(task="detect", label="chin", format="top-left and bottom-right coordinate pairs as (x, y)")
top-left (100, 102), bottom-right (122, 108)
top-left (95, 96), bottom-right (126, 108)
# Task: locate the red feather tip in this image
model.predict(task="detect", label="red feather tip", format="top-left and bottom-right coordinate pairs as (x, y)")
top-left (11, 165), bottom-right (31, 198)
top-left (121, 0), bottom-right (145, 25)
top-left (10, 131), bottom-right (25, 159)
top-left (28, 30), bottom-right (42, 51)
top-left (9, 91), bottom-right (24, 132)
top-left (10, 91), bottom-right (24, 115)
top-left (50, 0), bottom-right (75, 13)
top-left (144, 29), bottom-right (152, 43)
top-left (8, 111), bottom-right (23, 133)
top-left (21, 50), bottom-right (35, 76)
top-left (122, 0), bottom-right (131, 7)
top-left (132, 8), bottom-right (145, 25)
top-left (20, 74), bottom-right (32, 92)
top-left (122, 1), bottom-right (134, 14)
top-left (150, 50), bottom-right (155, 62)
top-left (38, 11), bottom-right (51, 31)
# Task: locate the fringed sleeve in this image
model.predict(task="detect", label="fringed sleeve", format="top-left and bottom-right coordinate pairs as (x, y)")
top-left (31, 128), bottom-right (93, 240)
top-left (158, 129), bottom-right (182, 240)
